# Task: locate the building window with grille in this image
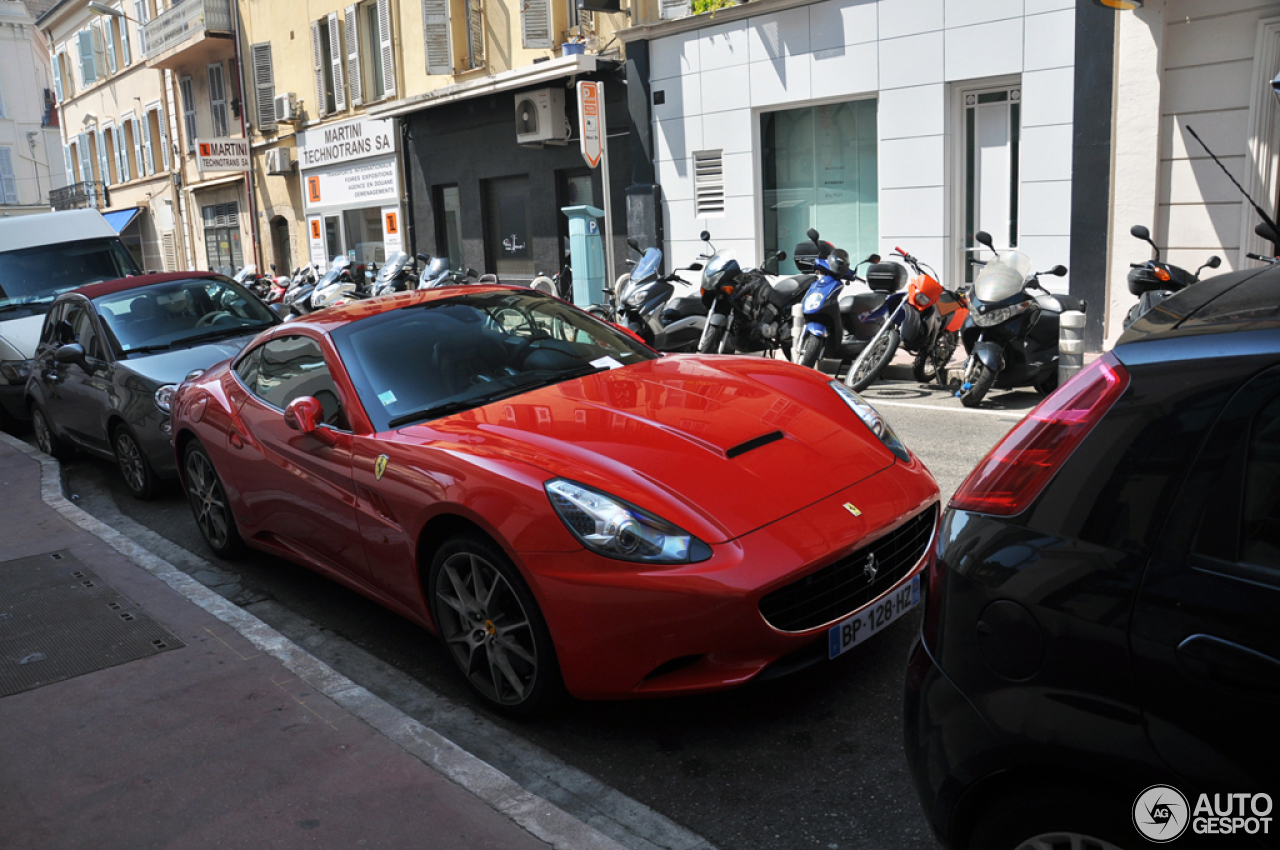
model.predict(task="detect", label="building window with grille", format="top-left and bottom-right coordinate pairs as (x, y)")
top-left (202, 203), bottom-right (244, 274)
top-left (961, 84), bottom-right (1021, 283)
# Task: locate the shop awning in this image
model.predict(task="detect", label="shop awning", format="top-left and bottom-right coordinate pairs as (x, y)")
top-left (366, 54), bottom-right (619, 119)
top-left (102, 208), bottom-right (141, 233)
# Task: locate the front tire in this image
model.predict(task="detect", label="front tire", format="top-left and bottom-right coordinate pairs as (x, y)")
top-left (31, 402), bottom-right (70, 460)
top-left (798, 333), bottom-right (823, 370)
top-left (429, 534), bottom-right (563, 716)
top-left (113, 425), bottom-right (159, 500)
top-left (182, 441), bottom-right (244, 557)
top-left (959, 359), bottom-right (997, 408)
top-left (698, 315), bottom-right (725, 354)
top-left (846, 327), bottom-right (900, 392)
top-left (912, 330), bottom-right (959, 385)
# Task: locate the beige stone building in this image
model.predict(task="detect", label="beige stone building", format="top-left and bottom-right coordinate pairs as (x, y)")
top-left (0, 0), bottom-right (66, 217)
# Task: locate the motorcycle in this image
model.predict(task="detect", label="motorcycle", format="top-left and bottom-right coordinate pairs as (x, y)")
top-left (844, 247), bottom-right (969, 391)
top-left (1122, 224), bottom-right (1220, 330)
top-left (281, 256), bottom-right (349, 318)
top-left (311, 257), bottom-right (372, 311)
top-left (609, 239), bottom-right (706, 352)
top-left (698, 232), bottom-right (809, 359)
top-left (792, 228), bottom-right (886, 372)
top-left (953, 231), bottom-right (1075, 408)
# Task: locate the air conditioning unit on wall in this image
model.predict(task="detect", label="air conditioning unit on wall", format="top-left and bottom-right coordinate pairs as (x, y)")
top-left (266, 148), bottom-right (293, 175)
top-left (515, 88), bottom-right (570, 146)
top-left (274, 93), bottom-right (299, 124)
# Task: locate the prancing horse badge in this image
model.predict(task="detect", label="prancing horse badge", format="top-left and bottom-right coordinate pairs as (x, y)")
top-left (843, 502), bottom-right (862, 517)
top-left (374, 455), bottom-right (389, 480)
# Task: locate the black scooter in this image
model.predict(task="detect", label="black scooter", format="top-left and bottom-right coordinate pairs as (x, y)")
top-left (953, 231), bottom-right (1075, 408)
top-left (1123, 224), bottom-right (1220, 330)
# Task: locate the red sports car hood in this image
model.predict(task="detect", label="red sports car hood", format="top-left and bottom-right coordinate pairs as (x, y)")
top-left (396, 355), bottom-right (898, 543)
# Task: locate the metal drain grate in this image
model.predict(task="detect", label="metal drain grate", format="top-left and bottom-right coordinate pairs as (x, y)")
top-left (0, 550), bottom-right (184, 697)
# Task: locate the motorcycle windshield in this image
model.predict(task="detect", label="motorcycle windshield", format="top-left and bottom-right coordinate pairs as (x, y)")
top-left (426, 257), bottom-right (449, 278)
top-left (379, 252), bottom-right (408, 281)
top-left (631, 248), bottom-right (662, 284)
top-left (974, 250), bottom-right (1031, 302)
top-left (701, 250), bottom-right (739, 290)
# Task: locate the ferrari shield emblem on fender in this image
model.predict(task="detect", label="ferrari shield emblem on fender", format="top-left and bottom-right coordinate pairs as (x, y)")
top-left (843, 502), bottom-right (862, 517)
top-left (374, 455), bottom-right (389, 480)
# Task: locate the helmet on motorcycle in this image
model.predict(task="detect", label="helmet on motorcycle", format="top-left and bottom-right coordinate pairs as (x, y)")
top-left (701, 250), bottom-right (741, 293)
top-left (818, 248), bottom-right (850, 277)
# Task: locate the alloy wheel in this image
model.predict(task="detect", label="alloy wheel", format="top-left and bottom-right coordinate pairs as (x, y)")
top-left (115, 431), bottom-right (147, 494)
top-left (185, 448), bottom-right (231, 550)
top-left (32, 409), bottom-right (53, 456)
top-left (1015, 833), bottom-right (1128, 850)
top-left (434, 551), bottom-right (539, 707)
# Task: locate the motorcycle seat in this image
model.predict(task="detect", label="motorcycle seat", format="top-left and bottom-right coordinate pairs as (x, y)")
top-left (771, 273), bottom-right (815, 300)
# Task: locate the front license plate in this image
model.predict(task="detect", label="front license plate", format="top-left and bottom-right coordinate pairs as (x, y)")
top-left (828, 574), bottom-right (921, 660)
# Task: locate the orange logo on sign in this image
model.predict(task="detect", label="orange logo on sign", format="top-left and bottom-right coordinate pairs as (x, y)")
top-left (199, 143), bottom-right (211, 157)
top-left (385, 212), bottom-right (398, 234)
top-left (307, 176), bottom-right (321, 203)
top-left (310, 219), bottom-right (321, 239)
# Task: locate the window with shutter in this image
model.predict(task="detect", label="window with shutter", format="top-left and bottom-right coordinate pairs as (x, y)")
top-left (91, 23), bottom-right (106, 77)
top-left (328, 11), bottom-right (347, 112)
top-left (52, 52), bottom-right (63, 101)
top-left (207, 63), bottom-right (229, 137)
top-left (128, 115), bottom-right (144, 178)
top-left (422, 0), bottom-right (450, 75)
top-left (180, 76), bottom-right (197, 151)
top-left (104, 17), bottom-right (117, 74)
top-left (312, 20), bottom-right (329, 116)
top-left (63, 144), bottom-right (75, 186)
top-left (252, 43), bottom-right (275, 130)
top-left (140, 113), bottom-right (153, 175)
top-left (77, 133), bottom-right (92, 184)
top-left (466, 0), bottom-right (484, 70)
top-left (377, 0), bottom-right (396, 96)
top-left (154, 106), bottom-right (169, 170)
top-left (521, 0), bottom-right (552, 50)
top-left (693, 150), bottom-right (725, 216)
top-left (0, 148), bottom-right (18, 204)
top-left (118, 5), bottom-right (131, 66)
top-left (131, 0), bottom-right (147, 53)
top-left (345, 5), bottom-right (363, 106)
top-left (78, 30), bottom-right (97, 86)
top-left (105, 127), bottom-right (119, 184)
top-left (95, 130), bottom-right (110, 185)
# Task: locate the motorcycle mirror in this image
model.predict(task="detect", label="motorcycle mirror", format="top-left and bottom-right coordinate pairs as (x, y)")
top-left (806, 228), bottom-right (820, 243)
top-left (974, 231), bottom-right (995, 250)
top-left (1130, 224), bottom-right (1150, 241)
top-left (1255, 221), bottom-right (1279, 244)
top-left (415, 253), bottom-right (431, 263)
top-left (627, 237), bottom-right (642, 253)
top-left (1050, 264), bottom-right (1068, 277)
top-left (867, 254), bottom-right (881, 265)
top-left (467, 268), bottom-right (479, 278)
top-left (688, 262), bottom-right (704, 271)
top-left (700, 230), bottom-right (711, 242)
top-left (775, 250), bottom-right (787, 262)
top-left (1206, 255), bottom-right (1222, 269)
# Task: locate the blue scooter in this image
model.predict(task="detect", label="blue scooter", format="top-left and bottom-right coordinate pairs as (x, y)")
top-left (793, 227), bottom-right (884, 372)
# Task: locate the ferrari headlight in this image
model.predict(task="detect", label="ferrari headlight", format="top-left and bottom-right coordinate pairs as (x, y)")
top-left (154, 384), bottom-right (177, 413)
top-left (972, 300), bottom-right (1034, 327)
top-left (545, 479), bottom-right (711, 564)
top-left (0, 359), bottom-right (32, 383)
top-left (830, 381), bottom-right (910, 463)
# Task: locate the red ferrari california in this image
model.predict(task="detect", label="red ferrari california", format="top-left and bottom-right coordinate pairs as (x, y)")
top-left (171, 286), bottom-right (939, 713)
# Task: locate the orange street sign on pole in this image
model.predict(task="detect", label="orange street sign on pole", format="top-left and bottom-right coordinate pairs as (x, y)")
top-left (579, 81), bottom-right (603, 168)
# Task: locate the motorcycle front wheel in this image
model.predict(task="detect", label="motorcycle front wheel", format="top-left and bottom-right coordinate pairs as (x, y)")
top-left (698, 319), bottom-right (725, 354)
top-left (845, 327), bottom-right (900, 392)
top-left (798, 333), bottom-right (824, 370)
top-left (958, 358), bottom-right (997, 408)
top-left (912, 329), bottom-right (959, 386)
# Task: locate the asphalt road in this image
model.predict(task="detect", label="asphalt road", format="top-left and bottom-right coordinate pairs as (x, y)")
top-left (45, 373), bottom-right (1038, 850)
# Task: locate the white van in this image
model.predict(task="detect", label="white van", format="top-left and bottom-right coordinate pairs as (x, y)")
top-left (0, 209), bottom-right (141, 427)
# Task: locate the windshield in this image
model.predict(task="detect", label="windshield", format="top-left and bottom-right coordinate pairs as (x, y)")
top-left (332, 290), bottom-right (659, 431)
top-left (974, 249), bottom-right (1032, 302)
top-left (378, 252), bottom-right (408, 281)
top-left (1, 237), bottom-right (141, 311)
top-left (94, 277), bottom-right (276, 354)
top-left (631, 248), bottom-right (662, 284)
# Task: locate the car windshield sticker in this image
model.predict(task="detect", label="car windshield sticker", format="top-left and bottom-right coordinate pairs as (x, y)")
top-left (378, 390), bottom-right (397, 406)
top-left (590, 356), bottom-right (624, 370)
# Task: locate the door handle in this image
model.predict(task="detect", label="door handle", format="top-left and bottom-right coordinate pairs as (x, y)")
top-left (1176, 634), bottom-right (1280, 697)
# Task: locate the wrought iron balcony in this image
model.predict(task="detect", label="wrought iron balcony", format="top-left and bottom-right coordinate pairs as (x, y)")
top-left (142, 0), bottom-right (233, 70)
top-left (50, 181), bottom-right (108, 211)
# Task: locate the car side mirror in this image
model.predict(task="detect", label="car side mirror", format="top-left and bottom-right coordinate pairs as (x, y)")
top-left (53, 343), bottom-right (89, 372)
top-left (284, 396), bottom-right (336, 445)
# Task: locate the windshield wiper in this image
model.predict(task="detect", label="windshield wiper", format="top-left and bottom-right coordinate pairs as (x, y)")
top-left (121, 342), bottom-right (176, 355)
top-left (387, 364), bottom-right (609, 428)
top-left (170, 323), bottom-right (273, 348)
top-left (0, 301), bottom-right (52, 315)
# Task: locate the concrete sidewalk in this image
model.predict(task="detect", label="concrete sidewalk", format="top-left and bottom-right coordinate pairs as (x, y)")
top-left (0, 433), bottom-right (625, 850)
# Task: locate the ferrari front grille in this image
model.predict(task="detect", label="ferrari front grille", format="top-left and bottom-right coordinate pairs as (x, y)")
top-left (758, 504), bottom-right (938, 633)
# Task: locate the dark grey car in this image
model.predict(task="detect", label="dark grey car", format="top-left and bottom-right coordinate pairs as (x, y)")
top-left (25, 272), bottom-right (278, 498)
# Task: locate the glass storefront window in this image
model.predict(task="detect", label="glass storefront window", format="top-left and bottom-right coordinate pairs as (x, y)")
top-left (202, 202), bottom-right (243, 275)
top-left (762, 99), bottom-right (878, 276)
top-left (343, 206), bottom-right (386, 264)
top-left (483, 175), bottom-right (534, 277)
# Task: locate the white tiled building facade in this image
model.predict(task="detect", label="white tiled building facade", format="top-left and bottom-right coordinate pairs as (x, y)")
top-left (644, 0), bottom-right (1079, 295)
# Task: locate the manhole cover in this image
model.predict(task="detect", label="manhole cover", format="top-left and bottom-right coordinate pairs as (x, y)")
top-left (0, 550), bottom-right (184, 697)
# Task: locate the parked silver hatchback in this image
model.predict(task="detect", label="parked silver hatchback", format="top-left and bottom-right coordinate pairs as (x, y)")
top-left (25, 272), bottom-right (278, 498)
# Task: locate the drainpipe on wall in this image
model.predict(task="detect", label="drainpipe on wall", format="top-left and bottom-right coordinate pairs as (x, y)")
top-left (401, 119), bottom-right (415, 258)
